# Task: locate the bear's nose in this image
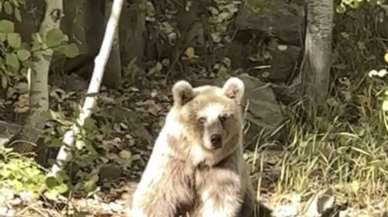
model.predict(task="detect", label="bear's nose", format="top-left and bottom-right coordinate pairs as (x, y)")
top-left (210, 134), bottom-right (222, 149)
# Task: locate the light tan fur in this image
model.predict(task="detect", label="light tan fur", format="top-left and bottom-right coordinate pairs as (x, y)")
top-left (131, 77), bottom-right (271, 217)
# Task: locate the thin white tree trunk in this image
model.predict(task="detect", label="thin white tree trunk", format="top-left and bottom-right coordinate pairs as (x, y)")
top-left (50, 0), bottom-right (125, 176)
top-left (17, 0), bottom-right (63, 152)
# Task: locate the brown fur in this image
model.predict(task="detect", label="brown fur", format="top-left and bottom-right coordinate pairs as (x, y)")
top-left (131, 78), bottom-right (271, 217)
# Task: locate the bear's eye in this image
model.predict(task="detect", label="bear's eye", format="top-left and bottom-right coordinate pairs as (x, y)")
top-left (198, 117), bottom-right (206, 125)
top-left (218, 114), bottom-right (228, 122)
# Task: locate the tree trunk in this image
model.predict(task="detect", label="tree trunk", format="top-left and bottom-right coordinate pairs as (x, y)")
top-left (15, 0), bottom-right (63, 153)
top-left (61, 0), bottom-right (106, 81)
top-left (119, 0), bottom-right (146, 66)
top-left (103, 0), bottom-right (122, 88)
top-left (302, 0), bottom-right (333, 105)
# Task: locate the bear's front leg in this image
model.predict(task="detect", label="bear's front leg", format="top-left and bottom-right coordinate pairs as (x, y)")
top-left (197, 168), bottom-right (243, 217)
top-left (131, 156), bottom-right (194, 217)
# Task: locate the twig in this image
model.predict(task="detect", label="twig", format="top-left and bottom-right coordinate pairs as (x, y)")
top-left (8, 140), bottom-right (38, 147)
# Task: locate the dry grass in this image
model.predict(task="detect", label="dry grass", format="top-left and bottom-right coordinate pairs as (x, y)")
top-left (253, 78), bottom-right (388, 214)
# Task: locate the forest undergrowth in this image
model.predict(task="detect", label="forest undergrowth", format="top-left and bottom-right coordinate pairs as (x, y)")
top-left (1, 1), bottom-right (388, 217)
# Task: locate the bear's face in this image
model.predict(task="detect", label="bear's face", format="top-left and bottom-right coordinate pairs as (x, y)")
top-left (169, 77), bottom-right (245, 163)
top-left (180, 93), bottom-right (240, 151)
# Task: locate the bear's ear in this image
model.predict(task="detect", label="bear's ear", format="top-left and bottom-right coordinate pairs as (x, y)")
top-left (172, 80), bottom-right (194, 106)
top-left (222, 77), bottom-right (245, 103)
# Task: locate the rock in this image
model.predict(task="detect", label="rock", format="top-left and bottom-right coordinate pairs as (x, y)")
top-left (235, 0), bottom-right (304, 46)
top-left (265, 43), bottom-right (301, 83)
top-left (274, 203), bottom-right (299, 217)
top-left (231, 0), bottom-right (305, 84)
top-left (19, 191), bottom-right (34, 204)
top-left (304, 189), bottom-right (336, 217)
top-left (223, 41), bottom-right (247, 68)
top-left (0, 188), bottom-right (14, 205)
top-left (99, 164), bottom-right (122, 181)
top-left (0, 207), bottom-right (15, 217)
top-left (0, 121), bottom-right (22, 146)
top-left (239, 74), bottom-right (286, 148)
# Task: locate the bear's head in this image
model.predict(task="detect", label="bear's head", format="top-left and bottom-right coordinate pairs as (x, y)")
top-left (166, 77), bottom-right (245, 166)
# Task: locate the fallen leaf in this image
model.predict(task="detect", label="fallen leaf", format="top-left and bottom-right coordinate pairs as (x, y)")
top-left (119, 150), bottom-right (132, 160)
top-left (185, 47), bottom-right (197, 59)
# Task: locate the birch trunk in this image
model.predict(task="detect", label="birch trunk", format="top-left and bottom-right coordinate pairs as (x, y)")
top-left (302, 0), bottom-right (333, 105)
top-left (50, 0), bottom-right (125, 176)
top-left (16, 0), bottom-right (63, 153)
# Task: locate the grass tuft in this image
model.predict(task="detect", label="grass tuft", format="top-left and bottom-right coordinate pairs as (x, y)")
top-left (265, 79), bottom-right (388, 211)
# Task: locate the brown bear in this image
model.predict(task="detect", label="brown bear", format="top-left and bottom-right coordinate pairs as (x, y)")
top-left (131, 77), bottom-right (270, 217)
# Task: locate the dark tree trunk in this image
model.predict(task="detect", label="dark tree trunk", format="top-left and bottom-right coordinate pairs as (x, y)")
top-left (302, 0), bottom-right (333, 105)
top-left (119, 0), bottom-right (146, 66)
top-left (103, 0), bottom-right (122, 88)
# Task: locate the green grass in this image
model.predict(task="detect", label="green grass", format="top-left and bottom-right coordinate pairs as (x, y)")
top-left (262, 79), bottom-right (388, 211)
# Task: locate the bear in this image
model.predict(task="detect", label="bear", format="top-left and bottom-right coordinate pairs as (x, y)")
top-left (131, 77), bottom-right (270, 217)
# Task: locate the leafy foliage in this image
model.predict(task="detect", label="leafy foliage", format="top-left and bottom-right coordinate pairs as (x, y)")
top-left (31, 28), bottom-right (80, 59)
top-left (0, 19), bottom-right (31, 88)
top-left (44, 172), bottom-right (69, 200)
top-left (246, 0), bottom-right (272, 11)
top-left (0, 146), bottom-right (73, 200)
top-left (41, 109), bottom-right (101, 197)
top-left (0, 18), bottom-right (79, 89)
top-left (0, 0), bottom-right (23, 22)
top-left (337, 0), bottom-right (386, 12)
top-left (0, 147), bottom-right (45, 198)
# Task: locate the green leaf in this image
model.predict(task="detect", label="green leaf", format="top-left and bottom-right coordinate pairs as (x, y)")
top-left (44, 189), bottom-right (59, 200)
top-left (6, 53), bottom-right (20, 71)
top-left (14, 8), bottom-right (22, 22)
top-left (7, 33), bottom-right (21, 48)
top-left (32, 32), bottom-right (43, 45)
top-left (0, 20), bottom-right (15, 33)
top-left (11, 0), bottom-right (20, 7)
top-left (45, 176), bottom-right (59, 189)
top-left (55, 182), bottom-right (68, 194)
top-left (0, 33), bottom-right (6, 42)
top-left (382, 100), bottom-right (388, 112)
top-left (55, 43), bottom-right (80, 58)
top-left (185, 47), bottom-right (196, 59)
top-left (44, 175), bottom-right (69, 200)
top-left (119, 150), bottom-right (132, 160)
top-left (45, 28), bottom-right (67, 47)
top-left (75, 140), bottom-right (86, 149)
top-left (1, 74), bottom-right (7, 88)
top-left (3, 2), bottom-right (13, 15)
top-left (83, 175), bottom-right (98, 193)
top-left (17, 49), bottom-right (31, 61)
